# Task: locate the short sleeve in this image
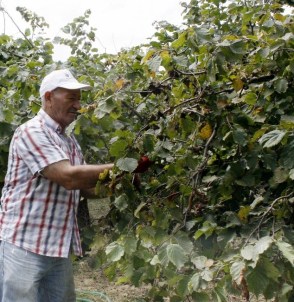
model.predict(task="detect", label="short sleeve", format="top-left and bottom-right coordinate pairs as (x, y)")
top-left (15, 124), bottom-right (69, 176)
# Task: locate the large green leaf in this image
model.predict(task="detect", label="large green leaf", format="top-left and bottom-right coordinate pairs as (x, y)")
top-left (122, 236), bottom-right (138, 255)
top-left (274, 78), bottom-right (288, 93)
top-left (189, 273), bottom-right (201, 292)
top-left (247, 266), bottom-right (270, 296)
top-left (230, 260), bottom-right (245, 285)
top-left (241, 236), bottom-right (273, 265)
top-left (105, 242), bottom-right (124, 262)
top-left (146, 55), bottom-right (162, 72)
top-left (276, 241), bottom-right (294, 266)
top-left (171, 32), bottom-right (187, 50)
top-left (116, 157), bottom-right (138, 172)
top-left (166, 244), bottom-right (188, 269)
top-left (114, 193), bottom-right (129, 211)
top-left (258, 130), bottom-right (286, 148)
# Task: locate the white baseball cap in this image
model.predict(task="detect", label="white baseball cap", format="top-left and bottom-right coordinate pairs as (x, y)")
top-left (39, 69), bottom-right (92, 98)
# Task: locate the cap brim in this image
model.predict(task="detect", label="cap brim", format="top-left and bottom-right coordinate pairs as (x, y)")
top-left (59, 82), bottom-right (92, 91)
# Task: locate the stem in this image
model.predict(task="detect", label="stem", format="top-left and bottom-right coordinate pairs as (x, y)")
top-left (244, 192), bottom-right (293, 246)
top-left (2, 8), bottom-right (35, 48)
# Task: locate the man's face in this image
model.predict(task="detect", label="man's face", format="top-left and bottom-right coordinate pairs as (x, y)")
top-left (45, 88), bottom-right (81, 129)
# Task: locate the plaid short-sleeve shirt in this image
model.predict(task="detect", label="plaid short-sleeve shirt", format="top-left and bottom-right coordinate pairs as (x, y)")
top-left (0, 109), bottom-right (84, 257)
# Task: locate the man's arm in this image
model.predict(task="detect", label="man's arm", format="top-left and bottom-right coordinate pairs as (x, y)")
top-left (41, 160), bottom-right (114, 191)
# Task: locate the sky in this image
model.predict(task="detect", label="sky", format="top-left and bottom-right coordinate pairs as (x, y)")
top-left (0, 0), bottom-right (185, 61)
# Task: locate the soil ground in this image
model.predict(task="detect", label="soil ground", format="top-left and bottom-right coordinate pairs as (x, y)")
top-left (74, 260), bottom-right (148, 302)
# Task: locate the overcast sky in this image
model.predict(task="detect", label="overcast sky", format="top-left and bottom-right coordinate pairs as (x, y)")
top-left (0, 0), bottom-right (185, 60)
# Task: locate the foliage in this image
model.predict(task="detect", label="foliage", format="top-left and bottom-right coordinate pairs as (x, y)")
top-left (0, 1), bottom-right (294, 301)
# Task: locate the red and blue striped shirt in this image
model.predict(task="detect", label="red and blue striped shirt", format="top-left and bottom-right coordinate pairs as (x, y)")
top-left (0, 109), bottom-right (84, 257)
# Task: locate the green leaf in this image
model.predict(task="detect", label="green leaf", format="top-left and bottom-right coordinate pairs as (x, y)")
top-left (176, 275), bottom-right (190, 297)
top-left (213, 284), bottom-right (227, 302)
top-left (166, 243), bottom-right (188, 269)
top-left (146, 55), bottom-right (162, 72)
top-left (201, 269), bottom-right (213, 282)
top-left (94, 98), bottom-right (116, 119)
top-left (194, 221), bottom-right (217, 239)
top-left (241, 236), bottom-right (273, 264)
top-left (276, 240), bottom-right (294, 266)
top-left (174, 232), bottom-right (194, 254)
top-left (116, 157), bottom-right (138, 172)
top-left (279, 283), bottom-right (293, 302)
top-left (247, 266), bottom-right (270, 296)
top-left (109, 139), bottom-right (128, 157)
top-left (229, 40), bottom-right (247, 55)
top-left (270, 167), bottom-right (289, 185)
top-left (157, 245), bottom-right (169, 267)
top-left (243, 92), bottom-right (257, 105)
top-left (122, 236), bottom-right (138, 255)
top-left (174, 55), bottom-right (189, 67)
top-left (62, 25), bottom-right (70, 34)
top-left (7, 65), bottom-right (19, 77)
top-left (25, 28), bottom-right (31, 36)
top-left (191, 292), bottom-right (210, 301)
top-left (134, 202), bottom-right (147, 218)
top-left (258, 130), bottom-right (286, 148)
top-left (160, 50), bottom-right (172, 68)
top-left (207, 57), bottom-right (217, 82)
top-left (114, 193), bottom-right (129, 211)
top-left (230, 261), bottom-right (245, 285)
top-left (191, 255), bottom-right (209, 269)
top-left (290, 169), bottom-right (294, 180)
top-left (237, 206), bottom-right (251, 221)
top-left (241, 245), bottom-right (256, 261)
top-left (194, 27), bottom-right (212, 43)
top-left (143, 134), bottom-right (155, 152)
top-left (189, 273), bottom-right (201, 292)
top-left (255, 236), bottom-right (273, 255)
top-left (274, 78), bottom-right (288, 93)
top-left (258, 257), bottom-right (280, 282)
top-left (280, 139), bottom-right (294, 169)
top-left (280, 115), bottom-right (294, 130)
top-left (171, 32), bottom-right (187, 50)
top-left (232, 128), bottom-right (247, 146)
top-left (105, 242), bottom-right (124, 262)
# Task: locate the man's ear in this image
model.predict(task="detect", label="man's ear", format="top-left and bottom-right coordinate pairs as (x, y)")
top-left (44, 91), bottom-right (52, 101)
top-left (43, 91), bottom-right (53, 110)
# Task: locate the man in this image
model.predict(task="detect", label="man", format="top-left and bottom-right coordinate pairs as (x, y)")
top-left (0, 69), bottom-right (114, 301)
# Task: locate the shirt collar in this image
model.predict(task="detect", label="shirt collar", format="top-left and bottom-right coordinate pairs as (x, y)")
top-left (37, 108), bottom-right (63, 134)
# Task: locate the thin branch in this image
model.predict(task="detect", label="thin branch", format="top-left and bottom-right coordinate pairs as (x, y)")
top-left (177, 70), bottom-right (206, 76)
top-left (182, 108), bottom-right (204, 117)
top-left (163, 90), bottom-right (205, 115)
top-left (121, 99), bottom-right (144, 122)
top-left (0, 6), bottom-right (5, 33)
top-left (2, 8), bottom-right (35, 48)
top-left (128, 90), bottom-right (153, 94)
top-left (244, 192), bottom-right (294, 246)
top-left (203, 124), bottom-right (217, 158)
top-left (31, 100), bottom-right (41, 107)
